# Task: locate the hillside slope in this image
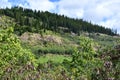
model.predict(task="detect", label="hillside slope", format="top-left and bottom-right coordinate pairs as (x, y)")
top-left (0, 15), bottom-right (119, 55)
top-left (0, 13), bottom-right (120, 80)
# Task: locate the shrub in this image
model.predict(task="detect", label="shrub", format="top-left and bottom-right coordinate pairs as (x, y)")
top-left (63, 36), bottom-right (102, 79)
top-left (0, 26), bottom-right (37, 78)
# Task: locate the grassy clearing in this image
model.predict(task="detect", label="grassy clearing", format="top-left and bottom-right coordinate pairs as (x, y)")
top-left (37, 54), bottom-right (72, 64)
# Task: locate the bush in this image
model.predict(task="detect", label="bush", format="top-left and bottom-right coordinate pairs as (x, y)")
top-left (63, 36), bottom-right (103, 79)
top-left (0, 26), bottom-right (37, 78)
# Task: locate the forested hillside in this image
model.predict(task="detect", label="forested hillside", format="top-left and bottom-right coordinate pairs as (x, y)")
top-left (0, 6), bottom-right (117, 36)
top-left (0, 7), bottom-right (120, 80)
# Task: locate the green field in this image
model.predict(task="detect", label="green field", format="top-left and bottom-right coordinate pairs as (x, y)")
top-left (37, 54), bottom-right (72, 64)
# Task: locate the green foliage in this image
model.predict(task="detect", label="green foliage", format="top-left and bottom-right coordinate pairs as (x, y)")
top-left (64, 36), bottom-right (102, 79)
top-left (0, 26), bottom-right (36, 77)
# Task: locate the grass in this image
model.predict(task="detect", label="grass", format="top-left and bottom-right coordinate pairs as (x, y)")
top-left (37, 54), bottom-right (72, 64)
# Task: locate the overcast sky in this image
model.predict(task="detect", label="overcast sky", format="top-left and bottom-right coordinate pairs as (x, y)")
top-left (0, 0), bottom-right (120, 33)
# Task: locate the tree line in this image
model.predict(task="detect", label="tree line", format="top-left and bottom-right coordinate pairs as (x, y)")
top-left (0, 6), bottom-right (117, 35)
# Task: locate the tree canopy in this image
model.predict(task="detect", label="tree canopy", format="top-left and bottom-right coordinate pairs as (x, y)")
top-left (0, 6), bottom-right (117, 36)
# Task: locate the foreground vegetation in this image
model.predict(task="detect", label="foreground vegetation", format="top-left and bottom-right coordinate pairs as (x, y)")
top-left (0, 26), bottom-right (119, 80)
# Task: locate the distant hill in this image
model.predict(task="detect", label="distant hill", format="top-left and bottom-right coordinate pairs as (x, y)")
top-left (0, 6), bottom-right (117, 36)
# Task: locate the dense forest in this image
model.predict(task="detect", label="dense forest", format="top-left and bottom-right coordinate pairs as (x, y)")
top-left (0, 6), bottom-right (117, 35)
